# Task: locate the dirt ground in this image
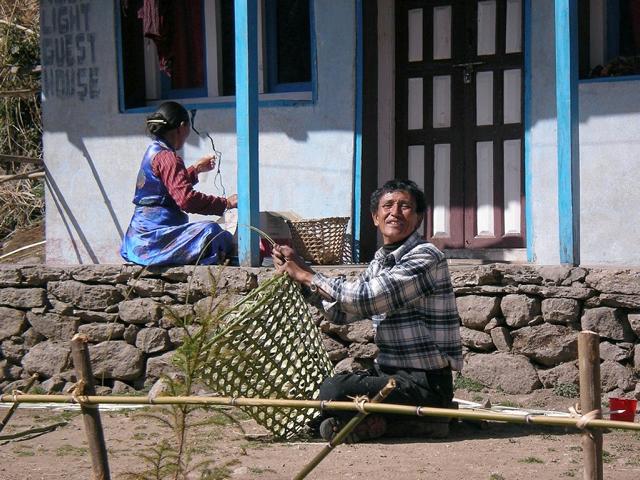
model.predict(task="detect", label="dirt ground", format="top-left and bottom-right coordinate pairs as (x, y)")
top-left (1, 388), bottom-right (639, 480)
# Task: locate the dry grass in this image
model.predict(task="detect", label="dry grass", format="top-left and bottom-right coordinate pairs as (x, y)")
top-left (0, 0), bottom-right (43, 242)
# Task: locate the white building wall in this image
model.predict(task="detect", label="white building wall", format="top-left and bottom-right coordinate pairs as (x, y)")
top-left (529, 0), bottom-right (640, 266)
top-left (528, 0), bottom-right (560, 265)
top-left (41, 0), bottom-right (356, 264)
top-left (579, 80), bottom-right (640, 265)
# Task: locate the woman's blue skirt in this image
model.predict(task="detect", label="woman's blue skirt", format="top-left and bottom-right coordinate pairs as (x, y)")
top-left (120, 205), bottom-right (233, 266)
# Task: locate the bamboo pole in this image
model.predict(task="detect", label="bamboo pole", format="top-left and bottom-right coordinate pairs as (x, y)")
top-left (294, 378), bottom-right (396, 480)
top-left (578, 331), bottom-right (603, 480)
top-left (70, 334), bottom-right (111, 480)
top-left (0, 374), bottom-right (37, 433)
top-left (2, 393), bottom-right (639, 432)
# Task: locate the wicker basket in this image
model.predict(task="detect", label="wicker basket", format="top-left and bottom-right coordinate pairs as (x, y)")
top-left (286, 216), bottom-right (350, 265)
top-left (198, 274), bottom-right (333, 439)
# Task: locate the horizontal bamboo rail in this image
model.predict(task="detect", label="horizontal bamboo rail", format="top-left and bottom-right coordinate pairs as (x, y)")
top-left (2, 393), bottom-right (639, 432)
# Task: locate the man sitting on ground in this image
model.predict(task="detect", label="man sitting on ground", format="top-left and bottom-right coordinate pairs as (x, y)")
top-left (272, 179), bottom-right (463, 442)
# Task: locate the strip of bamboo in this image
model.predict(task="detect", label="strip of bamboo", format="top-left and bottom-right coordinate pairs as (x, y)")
top-left (2, 394), bottom-right (639, 432)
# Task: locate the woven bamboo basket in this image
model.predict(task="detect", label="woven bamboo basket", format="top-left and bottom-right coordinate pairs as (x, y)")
top-left (285, 216), bottom-right (350, 265)
top-left (197, 274), bottom-right (333, 439)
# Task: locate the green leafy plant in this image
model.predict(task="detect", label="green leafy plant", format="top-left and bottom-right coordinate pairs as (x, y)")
top-left (123, 267), bottom-right (242, 480)
top-left (519, 456), bottom-right (544, 464)
top-left (454, 376), bottom-right (485, 392)
top-left (553, 383), bottom-right (579, 398)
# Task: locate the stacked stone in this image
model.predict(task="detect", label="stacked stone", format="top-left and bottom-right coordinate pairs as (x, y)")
top-left (1, 263), bottom-right (639, 399)
top-left (0, 265), bottom-right (265, 394)
top-left (453, 265), bottom-right (640, 399)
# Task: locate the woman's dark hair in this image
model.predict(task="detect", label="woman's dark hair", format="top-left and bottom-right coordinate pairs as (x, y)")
top-left (146, 101), bottom-right (190, 138)
top-left (370, 179), bottom-right (426, 214)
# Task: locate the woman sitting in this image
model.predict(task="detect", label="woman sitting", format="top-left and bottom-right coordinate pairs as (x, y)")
top-left (121, 101), bottom-right (237, 266)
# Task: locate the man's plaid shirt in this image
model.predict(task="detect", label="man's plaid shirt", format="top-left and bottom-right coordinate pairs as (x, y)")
top-left (312, 231), bottom-right (463, 372)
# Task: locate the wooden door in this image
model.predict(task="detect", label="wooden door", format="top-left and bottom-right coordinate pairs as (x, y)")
top-left (395, 0), bottom-right (524, 250)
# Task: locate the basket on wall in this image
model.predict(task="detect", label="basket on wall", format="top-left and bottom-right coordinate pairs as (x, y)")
top-left (197, 274), bottom-right (333, 439)
top-left (285, 216), bottom-right (350, 265)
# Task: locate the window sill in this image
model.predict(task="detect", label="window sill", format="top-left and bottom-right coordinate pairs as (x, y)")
top-left (579, 74), bottom-right (640, 84)
top-left (122, 91), bottom-right (314, 113)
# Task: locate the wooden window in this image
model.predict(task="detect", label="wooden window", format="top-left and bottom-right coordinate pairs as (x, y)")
top-left (117, 0), bottom-right (313, 110)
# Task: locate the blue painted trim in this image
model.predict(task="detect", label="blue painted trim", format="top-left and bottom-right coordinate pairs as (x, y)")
top-left (580, 74), bottom-right (640, 83)
top-left (523, 0), bottom-right (534, 262)
top-left (352, 0), bottom-right (363, 262)
top-left (235, 0), bottom-right (260, 266)
top-left (114, 1), bottom-right (126, 113)
top-left (120, 98), bottom-right (314, 115)
top-left (554, 0), bottom-right (580, 265)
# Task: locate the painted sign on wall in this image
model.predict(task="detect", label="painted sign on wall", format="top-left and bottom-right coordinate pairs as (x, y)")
top-left (41, 0), bottom-right (99, 100)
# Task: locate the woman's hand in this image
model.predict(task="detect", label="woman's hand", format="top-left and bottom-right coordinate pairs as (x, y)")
top-left (194, 154), bottom-right (218, 174)
top-left (272, 244), bottom-right (315, 286)
top-left (225, 194), bottom-right (238, 209)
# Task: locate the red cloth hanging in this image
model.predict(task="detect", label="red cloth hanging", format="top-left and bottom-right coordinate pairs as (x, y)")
top-left (137, 0), bottom-right (204, 88)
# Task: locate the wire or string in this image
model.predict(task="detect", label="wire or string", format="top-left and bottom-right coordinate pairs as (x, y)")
top-left (190, 109), bottom-right (226, 196)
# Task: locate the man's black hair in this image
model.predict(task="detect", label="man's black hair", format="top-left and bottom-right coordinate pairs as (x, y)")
top-left (369, 179), bottom-right (426, 214)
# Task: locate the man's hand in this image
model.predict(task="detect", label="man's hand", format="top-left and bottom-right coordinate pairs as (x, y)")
top-left (272, 244), bottom-right (315, 285)
top-left (194, 153), bottom-right (218, 174)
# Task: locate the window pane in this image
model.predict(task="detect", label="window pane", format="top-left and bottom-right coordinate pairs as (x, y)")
top-left (221, 0), bottom-right (236, 96)
top-left (270, 0), bottom-right (311, 86)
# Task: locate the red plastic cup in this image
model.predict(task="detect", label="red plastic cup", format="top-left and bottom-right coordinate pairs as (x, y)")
top-left (609, 398), bottom-right (638, 422)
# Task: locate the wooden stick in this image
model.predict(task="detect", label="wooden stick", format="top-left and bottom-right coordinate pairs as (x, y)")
top-left (70, 334), bottom-right (111, 480)
top-left (0, 170), bottom-right (45, 184)
top-left (0, 19), bottom-right (36, 35)
top-left (0, 89), bottom-right (40, 98)
top-left (1, 393), bottom-right (639, 432)
top-left (578, 330), bottom-right (603, 480)
top-left (0, 240), bottom-right (46, 260)
top-left (294, 378), bottom-right (396, 480)
top-left (0, 154), bottom-right (43, 164)
top-left (0, 374), bottom-right (37, 433)
top-left (0, 421), bottom-right (67, 443)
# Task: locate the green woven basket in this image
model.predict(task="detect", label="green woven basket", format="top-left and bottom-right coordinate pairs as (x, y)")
top-left (198, 274), bottom-right (333, 439)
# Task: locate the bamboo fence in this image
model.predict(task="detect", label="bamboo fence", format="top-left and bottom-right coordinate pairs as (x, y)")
top-left (2, 392), bottom-right (638, 432)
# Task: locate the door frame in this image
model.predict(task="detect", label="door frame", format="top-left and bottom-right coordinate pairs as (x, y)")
top-left (360, 0), bottom-right (530, 262)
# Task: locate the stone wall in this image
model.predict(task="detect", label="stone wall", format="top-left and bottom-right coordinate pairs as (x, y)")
top-left (1, 264), bottom-right (639, 399)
